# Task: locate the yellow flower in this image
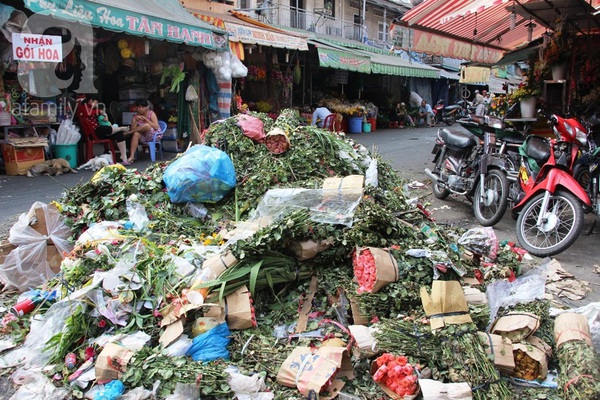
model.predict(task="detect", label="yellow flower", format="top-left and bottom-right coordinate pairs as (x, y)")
top-left (117, 39), bottom-right (129, 49)
top-left (120, 48), bottom-right (132, 59)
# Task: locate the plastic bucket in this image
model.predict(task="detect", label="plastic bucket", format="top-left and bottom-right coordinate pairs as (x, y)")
top-left (348, 117), bottom-right (363, 133)
top-left (362, 123), bottom-right (371, 133)
top-left (367, 117), bottom-right (377, 132)
top-left (53, 144), bottom-right (78, 168)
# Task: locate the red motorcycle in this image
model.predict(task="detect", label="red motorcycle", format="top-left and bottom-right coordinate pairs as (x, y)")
top-left (513, 114), bottom-right (591, 257)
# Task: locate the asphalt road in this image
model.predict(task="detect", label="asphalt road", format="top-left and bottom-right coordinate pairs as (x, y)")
top-left (352, 124), bottom-right (600, 306)
top-left (1, 126), bottom-right (598, 306)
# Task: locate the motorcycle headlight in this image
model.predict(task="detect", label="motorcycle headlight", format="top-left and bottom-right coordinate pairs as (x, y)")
top-left (575, 127), bottom-right (588, 146)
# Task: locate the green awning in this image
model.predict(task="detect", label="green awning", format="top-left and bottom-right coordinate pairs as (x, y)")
top-left (366, 52), bottom-right (440, 78)
top-left (23, 0), bottom-right (227, 50)
top-left (314, 44), bottom-right (371, 73)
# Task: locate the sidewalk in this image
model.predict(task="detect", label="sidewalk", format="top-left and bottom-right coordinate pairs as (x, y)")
top-left (0, 152), bottom-right (178, 239)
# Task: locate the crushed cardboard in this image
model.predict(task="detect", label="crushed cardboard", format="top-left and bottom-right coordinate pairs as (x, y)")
top-left (545, 259), bottom-right (590, 300)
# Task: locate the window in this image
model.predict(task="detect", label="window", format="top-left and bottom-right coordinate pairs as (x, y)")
top-left (378, 22), bottom-right (388, 41)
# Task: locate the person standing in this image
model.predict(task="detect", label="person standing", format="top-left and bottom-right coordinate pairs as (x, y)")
top-left (474, 90), bottom-right (486, 116)
top-left (310, 103), bottom-right (332, 128)
top-left (125, 99), bottom-right (161, 164)
top-left (78, 95), bottom-right (130, 165)
top-left (418, 100), bottom-right (434, 127)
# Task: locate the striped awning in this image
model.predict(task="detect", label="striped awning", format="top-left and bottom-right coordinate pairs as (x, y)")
top-left (362, 51), bottom-right (440, 78)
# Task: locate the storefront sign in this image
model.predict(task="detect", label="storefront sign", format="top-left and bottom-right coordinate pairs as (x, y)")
top-left (24, 0), bottom-right (226, 50)
top-left (227, 23), bottom-right (308, 51)
top-left (317, 47), bottom-right (371, 73)
top-left (390, 25), bottom-right (503, 64)
top-left (12, 33), bottom-right (62, 62)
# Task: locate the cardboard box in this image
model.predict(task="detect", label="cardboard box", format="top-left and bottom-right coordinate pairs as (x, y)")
top-left (2, 138), bottom-right (47, 175)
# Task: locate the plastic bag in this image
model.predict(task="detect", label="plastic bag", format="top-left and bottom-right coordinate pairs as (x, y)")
top-left (126, 195), bottom-right (149, 232)
top-left (236, 114), bottom-right (265, 143)
top-left (458, 227), bottom-right (499, 260)
top-left (249, 188), bottom-right (362, 228)
top-left (120, 387), bottom-right (153, 400)
top-left (163, 145), bottom-right (236, 203)
top-left (9, 368), bottom-right (70, 400)
top-left (365, 158), bottom-right (378, 188)
top-left (94, 380), bottom-right (125, 400)
top-left (231, 53), bottom-right (248, 78)
top-left (164, 334), bottom-right (194, 357)
top-left (0, 300), bottom-right (86, 368)
top-left (0, 202), bottom-right (73, 291)
top-left (486, 264), bottom-right (547, 327)
top-left (186, 322), bottom-right (231, 362)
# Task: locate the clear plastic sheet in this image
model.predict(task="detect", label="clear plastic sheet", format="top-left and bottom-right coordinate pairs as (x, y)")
top-left (9, 368), bottom-right (70, 400)
top-left (249, 188), bottom-right (363, 228)
top-left (458, 227), bottom-right (499, 260)
top-left (0, 300), bottom-right (86, 368)
top-left (486, 264), bottom-right (547, 328)
top-left (0, 202), bottom-right (73, 291)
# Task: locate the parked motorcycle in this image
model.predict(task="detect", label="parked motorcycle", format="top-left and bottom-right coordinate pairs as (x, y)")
top-left (432, 100), bottom-right (468, 126)
top-left (513, 113), bottom-right (592, 257)
top-left (424, 126), bottom-right (510, 226)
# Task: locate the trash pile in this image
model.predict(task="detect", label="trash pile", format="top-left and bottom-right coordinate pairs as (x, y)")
top-left (0, 109), bottom-right (599, 400)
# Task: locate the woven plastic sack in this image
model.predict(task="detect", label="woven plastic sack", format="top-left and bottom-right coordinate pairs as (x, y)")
top-left (163, 145), bottom-right (236, 203)
top-left (237, 114), bottom-right (265, 143)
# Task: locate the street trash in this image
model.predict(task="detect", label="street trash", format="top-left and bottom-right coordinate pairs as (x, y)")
top-left (9, 368), bottom-right (70, 400)
top-left (0, 202), bottom-right (72, 291)
top-left (94, 380), bottom-right (126, 400)
top-left (236, 114), bottom-right (265, 143)
top-left (353, 247), bottom-right (399, 294)
top-left (126, 194), bottom-right (149, 232)
top-left (163, 145), bottom-right (236, 203)
top-left (186, 322), bottom-right (231, 362)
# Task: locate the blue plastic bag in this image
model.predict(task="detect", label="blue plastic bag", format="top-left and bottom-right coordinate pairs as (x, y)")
top-left (186, 322), bottom-right (231, 362)
top-left (163, 145), bottom-right (236, 203)
top-left (94, 380), bottom-right (125, 400)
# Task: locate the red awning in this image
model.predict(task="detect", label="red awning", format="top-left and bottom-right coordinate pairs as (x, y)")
top-left (399, 0), bottom-right (600, 64)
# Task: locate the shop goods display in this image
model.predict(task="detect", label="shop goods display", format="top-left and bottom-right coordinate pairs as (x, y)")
top-left (0, 109), bottom-right (598, 400)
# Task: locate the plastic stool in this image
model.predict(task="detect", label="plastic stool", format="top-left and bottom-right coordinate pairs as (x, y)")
top-left (388, 121), bottom-right (399, 129)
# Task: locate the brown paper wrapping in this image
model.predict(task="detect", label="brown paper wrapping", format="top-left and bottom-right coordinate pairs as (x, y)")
top-left (419, 379), bottom-right (472, 399)
top-left (463, 286), bottom-right (487, 305)
top-left (95, 343), bottom-right (135, 382)
top-left (322, 175), bottom-right (365, 191)
top-left (276, 346), bottom-right (350, 398)
top-left (420, 281), bottom-right (472, 330)
top-left (355, 247), bottom-right (399, 294)
top-left (204, 286), bottom-right (254, 330)
top-left (200, 251), bottom-right (238, 278)
top-left (490, 312), bottom-right (540, 342)
top-left (477, 332), bottom-right (515, 374)
top-left (554, 312), bottom-right (593, 348)
top-left (288, 238), bottom-right (334, 261)
top-left (349, 296), bottom-right (370, 326)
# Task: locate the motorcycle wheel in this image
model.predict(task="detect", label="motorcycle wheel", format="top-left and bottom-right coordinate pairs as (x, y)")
top-left (432, 114), bottom-right (439, 126)
top-left (444, 115), bottom-right (455, 126)
top-left (473, 169), bottom-right (509, 226)
top-left (516, 190), bottom-right (584, 257)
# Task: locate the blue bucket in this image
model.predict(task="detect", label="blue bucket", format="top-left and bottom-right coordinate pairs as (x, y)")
top-left (348, 117), bottom-right (363, 133)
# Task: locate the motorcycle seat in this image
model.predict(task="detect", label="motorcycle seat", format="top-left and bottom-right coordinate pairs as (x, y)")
top-left (524, 136), bottom-right (551, 163)
top-left (501, 135), bottom-right (525, 145)
top-left (440, 128), bottom-right (478, 148)
top-left (445, 105), bottom-right (460, 111)
top-left (469, 116), bottom-right (486, 125)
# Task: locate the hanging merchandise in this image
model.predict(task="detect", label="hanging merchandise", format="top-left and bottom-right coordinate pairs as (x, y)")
top-left (334, 70), bottom-right (348, 85)
top-left (160, 63), bottom-right (186, 93)
top-left (293, 60), bottom-right (301, 85)
top-left (185, 85), bottom-right (199, 102)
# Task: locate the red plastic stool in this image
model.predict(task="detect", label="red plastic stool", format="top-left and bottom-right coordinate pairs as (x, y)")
top-left (388, 121), bottom-right (399, 129)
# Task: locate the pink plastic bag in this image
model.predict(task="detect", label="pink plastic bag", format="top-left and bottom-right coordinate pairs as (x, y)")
top-left (237, 115), bottom-right (265, 143)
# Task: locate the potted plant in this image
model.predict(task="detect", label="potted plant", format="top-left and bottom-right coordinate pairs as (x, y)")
top-left (542, 24), bottom-right (571, 80)
top-left (510, 81), bottom-right (541, 118)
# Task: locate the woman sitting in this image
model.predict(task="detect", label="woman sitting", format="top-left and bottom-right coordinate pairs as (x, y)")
top-left (79, 95), bottom-right (130, 165)
top-left (125, 99), bottom-right (161, 164)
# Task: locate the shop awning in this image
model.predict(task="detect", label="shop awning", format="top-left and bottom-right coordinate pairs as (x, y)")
top-left (363, 51), bottom-right (440, 78)
top-left (439, 69), bottom-right (459, 80)
top-left (309, 40), bottom-right (371, 73)
top-left (193, 10), bottom-right (308, 54)
top-left (23, 0), bottom-right (227, 50)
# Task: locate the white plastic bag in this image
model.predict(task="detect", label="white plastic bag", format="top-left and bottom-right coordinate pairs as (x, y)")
top-left (0, 202), bottom-right (73, 291)
top-left (10, 368), bottom-right (70, 400)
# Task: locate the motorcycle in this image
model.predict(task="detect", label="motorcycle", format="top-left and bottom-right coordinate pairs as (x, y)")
top-left (424, 126), bottom-right (510, 226)
top-left (432, 99), bottom-right (468, 126)
top-left (512, 113), bottom-right (592, 257)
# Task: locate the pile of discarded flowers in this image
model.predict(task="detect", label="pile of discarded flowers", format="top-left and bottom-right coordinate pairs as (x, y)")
top-left (0, 109), bottom-right (599, 400)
